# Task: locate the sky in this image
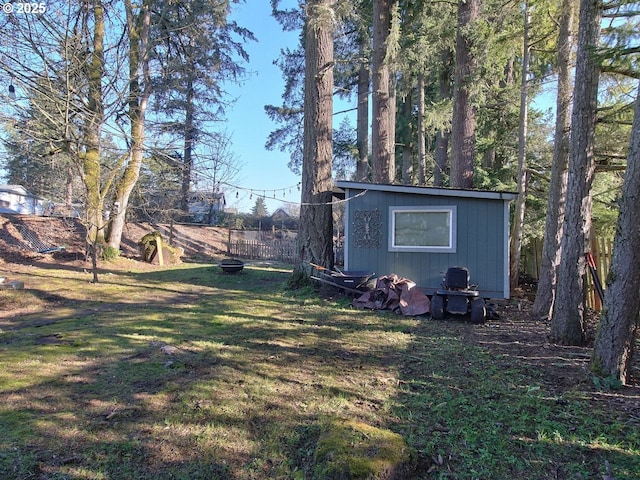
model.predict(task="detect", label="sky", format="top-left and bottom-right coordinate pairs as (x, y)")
top-left (222, 1), bottom-right (304, 214)
top-left (0, 1), bottom-right (342, 216)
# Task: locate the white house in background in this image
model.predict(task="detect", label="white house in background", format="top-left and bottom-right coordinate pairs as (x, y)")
top-left (187, 191), bottom-right (226, 224)
top-left (0, 185), bottom-right (47, 215)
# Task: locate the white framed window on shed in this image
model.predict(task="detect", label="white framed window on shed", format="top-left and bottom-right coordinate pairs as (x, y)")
top-left (388, 206), bottom-right (457, 253)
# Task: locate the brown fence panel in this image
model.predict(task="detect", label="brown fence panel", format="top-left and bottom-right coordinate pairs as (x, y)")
top-left (228, 240), bottom-right (299, 263)
top-left (585, 237), bottom-right (612, 311)
top-left (521, 238), bottom-right (543, 280)
top-left (522, 237), bottom-right (613, 311)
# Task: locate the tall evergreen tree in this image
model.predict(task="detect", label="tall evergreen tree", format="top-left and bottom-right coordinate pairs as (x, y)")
top-left (450, 0), bottom-right (480, 188)
top-left (532, 0), bottom-right (576, 321)
top-left (251, 196), bottom-right (269, 218)
top-left (551, 0), bottom-right (602, 345)
top-left (371, 0), bottom-right (395, 183)
top-left (434, 51), bottom-right (454, 186)
top-left (509, 2), bottom-right (532, 290)
top-left (151, 0), bottom-right (253, 214)
top-left (267, 2), bottom-right (366, 180)
top-left (591, 81), bottom-right (640, 385)
top-left (354, 4), bottom-right (372, 182)
top-left (297, 0), bottom-right (335, 271)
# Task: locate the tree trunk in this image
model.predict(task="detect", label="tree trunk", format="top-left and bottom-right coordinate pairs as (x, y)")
top-left (434, 131), bottom-right (450, 186)
top-left (297, 0), bottom-right (334, 271)
top-left (401, 92), bottom-right (413, 185)
top-left (182, 78), bottom-right (196, 214)
top-left (65, 163), bottom-right (74, 211)
top-left (84, 0), bottom-right (105, 249)
top-left (509, 3), bottom-right (531, 291)
top-left (450, 0), bottom-right (479, 189)
top-left (551, 0), bottom-right (601, 345)
top-left (591, 83), bottom-right (640, 385)
top-left (356, 44), bottom-right (370, 182)
top-left (388, 62), bottom-right (397, 182)
top-left (532, 0), bottom-right (575, 321)
top-left (434, 50), bottom-right (452, 187)
top-left (107, 0), bottom-right (151, 251)
top-left (417, 73), bottom-right (426, 185)
top-left (371, 0), bottom-right (393, 184)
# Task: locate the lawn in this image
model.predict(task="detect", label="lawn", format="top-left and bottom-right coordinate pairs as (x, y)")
top-left (0, 260), bottom-right (638, 479)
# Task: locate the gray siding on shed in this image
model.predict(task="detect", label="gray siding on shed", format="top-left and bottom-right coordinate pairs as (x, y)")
top-left (341, 185), bottom-right (513, 298)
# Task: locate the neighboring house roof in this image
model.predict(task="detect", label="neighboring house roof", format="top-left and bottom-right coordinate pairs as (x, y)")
top-left (188, 191), bottom-right (226, 206)
top-left (0, 185), bottom-right (32, 196)
top-left (334, 181), bottom-right (518, 201)
top-left (0, 185), bottom-right (48, 215)
top-left (0, 184), bottom-right (48, 200)
top-left (271, 208), bottom-right (292, 221)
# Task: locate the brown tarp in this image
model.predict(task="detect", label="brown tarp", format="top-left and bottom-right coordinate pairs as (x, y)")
top-left (352, 274), bottom-right (431, 316)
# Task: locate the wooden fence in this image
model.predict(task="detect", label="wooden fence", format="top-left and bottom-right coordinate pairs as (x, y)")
top-left (522, 237), bottom-right (613, 311)
top-left (228, 239), bottom-right (299, 263)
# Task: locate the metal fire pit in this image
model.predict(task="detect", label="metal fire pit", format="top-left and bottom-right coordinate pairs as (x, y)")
top-left (219, 259), bottom-right (244, 274)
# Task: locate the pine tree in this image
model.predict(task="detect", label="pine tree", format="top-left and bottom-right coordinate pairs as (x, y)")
top-left (591, 82), bottom-right (640, 385)
top-left (449, 0), bottom-right (480, 188)
top-left (371, 0), bottom-right (396, 184)
top-left (297, 0), bottom-right (335, 271)
top-left (251, 197), bottom-right (269, 218)
top-left (150, 0), bottom-right (254, 214)
top-left (532, 0), bottom-right (576, 321)
top-left (551, 0), bottom-right (602, 345)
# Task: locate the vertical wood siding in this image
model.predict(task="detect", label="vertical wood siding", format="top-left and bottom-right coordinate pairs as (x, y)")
top-left (344, 188), bottom-right (509, 298)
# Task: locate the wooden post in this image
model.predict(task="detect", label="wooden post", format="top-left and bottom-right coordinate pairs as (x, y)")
top-left (156, 236), bottom-right (164, 266)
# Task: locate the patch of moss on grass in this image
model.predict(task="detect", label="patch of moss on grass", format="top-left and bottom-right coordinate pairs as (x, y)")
top-left (313, 418), bottom-right (415, 479)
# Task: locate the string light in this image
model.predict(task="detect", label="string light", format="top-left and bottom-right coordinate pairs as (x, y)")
top-left (187, 178), bottom-right (365, 207)
top-left (214, 180), bottom-right (334, 207)
top-left (220, 180), bottom-right (302, 200)
top-left (8, 76), bottom-right (16, 100)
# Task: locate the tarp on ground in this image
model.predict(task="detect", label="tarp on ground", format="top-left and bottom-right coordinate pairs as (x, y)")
top-left (352, 274), bottom-right (430, 316)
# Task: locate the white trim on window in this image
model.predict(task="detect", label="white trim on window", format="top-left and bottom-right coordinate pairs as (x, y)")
top-left (388, 205), bottom-right (457, 253)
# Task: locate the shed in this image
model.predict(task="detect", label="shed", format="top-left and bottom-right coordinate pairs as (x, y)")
top-left (335, 181), bottom-right (518, 299)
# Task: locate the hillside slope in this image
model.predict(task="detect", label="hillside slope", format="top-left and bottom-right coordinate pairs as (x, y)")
top-left (0, 214), bottom-right (229, 266)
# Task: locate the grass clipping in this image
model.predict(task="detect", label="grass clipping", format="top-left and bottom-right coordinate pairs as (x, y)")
top-left (313, 418), bottom-right (415, 479)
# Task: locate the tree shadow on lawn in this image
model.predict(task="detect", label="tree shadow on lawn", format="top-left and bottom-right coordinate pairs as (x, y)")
top-left (7, 262), bottom-right (637, 478)
top-left (0, 269), bottom-right (419, 479)
top-left (126, 261), bottom-right (290, 283)
top-left (0, 312), bottom-right (310, 477)
top-left (391, 314), bottom-right (640, 479)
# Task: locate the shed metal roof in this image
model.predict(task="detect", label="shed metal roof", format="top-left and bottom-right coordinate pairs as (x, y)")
top-left (334, 181), bottom-right (518, 201)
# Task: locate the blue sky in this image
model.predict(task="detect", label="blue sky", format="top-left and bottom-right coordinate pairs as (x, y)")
top-left (223, 1), bottom-right (304, 214)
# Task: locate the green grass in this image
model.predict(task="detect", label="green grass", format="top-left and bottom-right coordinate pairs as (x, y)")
top-left (0, 261), bottom-right (638, 479)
